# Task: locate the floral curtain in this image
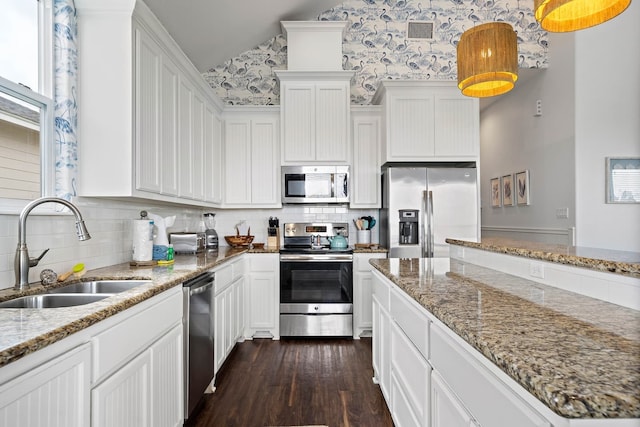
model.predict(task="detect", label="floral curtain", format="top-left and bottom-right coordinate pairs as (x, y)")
top-left (53, 0), bottom-right (78, 201)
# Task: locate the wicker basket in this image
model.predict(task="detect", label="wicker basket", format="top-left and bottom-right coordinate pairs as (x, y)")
top-left (224, 235), bottom-right (254, 247)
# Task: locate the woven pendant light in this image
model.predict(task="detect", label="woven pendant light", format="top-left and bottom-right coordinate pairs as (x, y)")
top-left (457, 22), bottom-right (518, 98)
top-left (535, 0), bottom-right (632, 32)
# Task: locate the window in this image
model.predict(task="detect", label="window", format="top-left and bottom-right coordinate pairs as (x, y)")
top-left (0, 0), bottom-right (53, 207)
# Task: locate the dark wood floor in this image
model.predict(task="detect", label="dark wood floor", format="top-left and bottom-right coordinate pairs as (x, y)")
top-left (189, 338), bottom-right (394, 427)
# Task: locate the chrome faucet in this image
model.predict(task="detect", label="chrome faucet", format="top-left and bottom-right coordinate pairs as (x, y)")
top-left (14, 197), bottom-right (91, 290)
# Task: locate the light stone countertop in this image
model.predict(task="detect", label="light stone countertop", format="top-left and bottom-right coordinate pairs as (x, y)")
top-left (370, 257), bottom-right (640, 420)
top-left (446, 237), bottom-right (640, 277)
top-left (0, 247), bottom-right (248, 367)
top-left (0, 244), bottom-right (386, 368)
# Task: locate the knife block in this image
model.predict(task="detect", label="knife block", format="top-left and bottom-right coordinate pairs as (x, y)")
top-left (267, 227), bottom-right (280, 249)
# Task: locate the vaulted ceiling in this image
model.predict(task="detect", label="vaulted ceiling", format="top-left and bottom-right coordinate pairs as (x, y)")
top-left (143, 0), bottom-right (343, 72)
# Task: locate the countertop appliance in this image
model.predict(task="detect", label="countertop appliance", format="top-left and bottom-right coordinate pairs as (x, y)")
top-left (203, 213), bottom-right (219, 249)
top-left (183, 271), bottom-right (215, 420)
top-left (380, 163), bottom-right (479, 258)
top-left (279, 222), bottom-right (353, 337)
top-left (281, 165), bottom-right (349, 204)
top-left (170, 232), bottom-right (206, 253)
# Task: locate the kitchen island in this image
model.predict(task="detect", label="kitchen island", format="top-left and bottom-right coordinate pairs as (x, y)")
top-left (369, 240), bottom-right (640, 426)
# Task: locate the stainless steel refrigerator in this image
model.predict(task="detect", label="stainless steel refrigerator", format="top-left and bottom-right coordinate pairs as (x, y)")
top-left (380, 163), bottom-right (479, 258)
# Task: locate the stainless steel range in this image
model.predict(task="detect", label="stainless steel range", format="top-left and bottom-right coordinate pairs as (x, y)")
top-left (279, 222), bottom-right (353, 337)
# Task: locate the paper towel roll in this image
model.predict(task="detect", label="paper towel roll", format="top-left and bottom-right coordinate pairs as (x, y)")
top-left (132, 220), bottom-right (154, 262)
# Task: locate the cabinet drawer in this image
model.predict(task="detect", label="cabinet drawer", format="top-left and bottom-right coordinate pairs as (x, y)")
top-left (248, 254), bottom-right (277, 272)
top-left (430, 324), bottom-right (550, 427)
top-left (215, 263), bottom-right (233, 292)
top-left (390, 287), bottom-right (429, 360)
top-left (372, 272), bottom-right (390, 311)
top-left (232, 257), bottom-right (246, 278)
top-left (92, 289), bottom-right (182, 384)
top-left (354, 253), bottom-right (386, 272)
top-left (391, 322), bottom-right (430, 424)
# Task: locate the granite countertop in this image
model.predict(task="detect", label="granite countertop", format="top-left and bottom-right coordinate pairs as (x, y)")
top-left (0, 247), bottom-right (250, 368)
top-left (0, 244), bottom-right (385, 369)
top-left (370, 257), bottom-right (640, 420)
top-left (446, 237), bottom-right (640, 277)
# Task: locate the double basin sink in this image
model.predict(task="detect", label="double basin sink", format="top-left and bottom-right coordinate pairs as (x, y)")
top-left (0, 280), bottom-right (152, 309)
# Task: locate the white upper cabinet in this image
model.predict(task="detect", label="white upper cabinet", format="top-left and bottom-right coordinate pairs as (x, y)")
top-left (372, 81), bottom-right (479, 164)
top-left (76, 1), bottom-right (224, 207)
top-left (222, 108), bottom-right (281, 208)
top-left (350, 106), bottom-right (382, 208)
top-left (276, 71), bottom-right (353, 164)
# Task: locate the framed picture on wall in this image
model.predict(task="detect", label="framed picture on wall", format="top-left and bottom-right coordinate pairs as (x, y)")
top-left (516, 170), bottom-right (530, 205)
top-left (490, 177), bottom-right (501, 207)
top-left (606, 157), bottom-right (640, 203)
top-left (502, 174), bottom-right (514, 206)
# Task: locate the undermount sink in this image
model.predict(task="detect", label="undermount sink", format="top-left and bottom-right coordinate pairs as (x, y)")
top-left (0, 279), bottom-right (153, 309)
top-left (50, 280), bottom-right (152, 294)
top-left (0, 293), bottom-right (111, 309)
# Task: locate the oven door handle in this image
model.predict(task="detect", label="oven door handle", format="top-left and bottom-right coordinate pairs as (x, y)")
top-left (280, 254), bottom-right (353, 262)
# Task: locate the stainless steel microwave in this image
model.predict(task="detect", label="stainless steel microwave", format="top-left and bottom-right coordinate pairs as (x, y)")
top-left (281, 166), bottom-right (349, 204)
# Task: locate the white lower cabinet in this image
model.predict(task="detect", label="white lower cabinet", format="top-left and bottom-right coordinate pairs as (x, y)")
top-left (372, 270), bottom-right (552, 427)
top-left (390, 320), bottom-right (430, 427)
top-left (431, 371), bottom-right (479, 427)
top-left (0, 343), bottom-right (91, 427)
top-left (91, 289), bottom-right (184, 427)
top-left (353, 252), bottom-right (387, 338)
top-left (92, 347), bottom-right (152, 427)
top-left (214, 257), bottom-right (246, 373)
top-left (245, 253), bottom-right (280, 339)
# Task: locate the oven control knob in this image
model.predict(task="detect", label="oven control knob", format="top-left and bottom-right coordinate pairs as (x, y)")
top-left (314, 306), bottom-right (319, 311)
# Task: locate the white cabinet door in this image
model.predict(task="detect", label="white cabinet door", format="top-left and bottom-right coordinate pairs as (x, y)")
top-left (281, 84), bottom-right (315, 162)
top-left (431, 371), bottom-right (477, 427)
top-left (223, 119), bottom-right (251, 204)
top-left (225, 283), bottom-right (236, 357)
top-left (214, 285), bottom-right (229, 373)
top-left (191, 93), bottom-right (206, 200)
top-left (234, 276), bottom-right (246, 342)
top-left (178, 79), bottom-right (194, 199)
top-left (203, 105), bottom-right (222, 204)
top-left (315, 83), bottom-right (349, 162)
top-left (92, 349), bottom-right (152, 427)
top-left (250, 118), bottom-right (279, 205)
top-left (372, 287), bottom-right (392, 405)
top-left (353, 253), bottom-right (386, 337)
top-left (223, 113), bottom-right (280, 207)
top-left (246, 254), bottom-right (279, 339)
top-left (160, 57), bottom-right (179, 197)
top-left (0, 344), bottom-right (91, 427)
top-left (150, 325), bottom-right (183, 427)
top-left (351, 111), bottom-right (381, 208)
top-left (434, 94), bottom-right (479, 157)
top-left (135, 26), bottom-right (162, 194)
top-left (386, 91), bottom-right (435, 161)
top-left (390, 321), bottom-right (430, 427)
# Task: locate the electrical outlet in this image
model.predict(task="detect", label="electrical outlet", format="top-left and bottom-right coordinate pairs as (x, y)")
top-left (555, 207), bottom-right (569, 219)
top-left (530, 262), bottom-right (545, 279)
top-left (535, 99), bottom-right (542, 117)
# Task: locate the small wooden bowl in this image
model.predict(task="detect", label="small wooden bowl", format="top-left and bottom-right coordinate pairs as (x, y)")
top-left (252, 243), bottom-right (265, 249)
top-left (224, 235), bottom-right (255, 247)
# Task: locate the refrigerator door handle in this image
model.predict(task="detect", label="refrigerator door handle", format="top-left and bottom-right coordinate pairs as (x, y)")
top-left (421, 191), bottom-right (427, 258)
top-left (427, 190), bottom-right (434, 258)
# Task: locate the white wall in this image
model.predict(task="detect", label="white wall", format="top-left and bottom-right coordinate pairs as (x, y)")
top-left (480, 2), bottom-right (640, 251)
top-left (480, 33), bottom-right (576, 245)
top-left (574, 0), bottom-right (640, 251)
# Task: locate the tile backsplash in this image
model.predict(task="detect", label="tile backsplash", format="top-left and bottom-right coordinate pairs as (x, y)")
top-left (0, 198), bottom-right (378, 290)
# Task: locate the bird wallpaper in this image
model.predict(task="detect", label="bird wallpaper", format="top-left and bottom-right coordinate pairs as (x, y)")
top-left (202, 0), bottom-right (548, 106)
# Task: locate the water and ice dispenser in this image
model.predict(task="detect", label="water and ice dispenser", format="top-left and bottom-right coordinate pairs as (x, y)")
top-left (399, 209), bottom-right (419, 245)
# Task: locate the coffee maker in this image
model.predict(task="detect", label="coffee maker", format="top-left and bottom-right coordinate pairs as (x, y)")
top-left (398, 209), bottom-right (418, 245)
top-left (203, 213), bottom-right (219, 249)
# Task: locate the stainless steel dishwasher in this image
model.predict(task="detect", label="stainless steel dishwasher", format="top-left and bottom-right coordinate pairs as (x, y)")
top-left (183, 271), bottom-right (215, 420)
